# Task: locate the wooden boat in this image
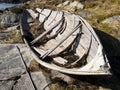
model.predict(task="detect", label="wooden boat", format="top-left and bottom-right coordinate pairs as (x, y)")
top-left (20, 8), bottom-right (111, 75)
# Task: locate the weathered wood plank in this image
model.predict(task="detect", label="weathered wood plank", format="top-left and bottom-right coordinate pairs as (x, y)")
top-left (39, 13), bottom-right (81, 55)
top-left (33, 46), bottom-right (68, 65)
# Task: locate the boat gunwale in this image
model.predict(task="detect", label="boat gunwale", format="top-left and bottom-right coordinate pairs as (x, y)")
top-left (20, 9), bottom-right (111, 75)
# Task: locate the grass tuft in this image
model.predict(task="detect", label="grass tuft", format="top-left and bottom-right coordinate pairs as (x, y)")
top-left (10, 7), bottom-right (23, 14)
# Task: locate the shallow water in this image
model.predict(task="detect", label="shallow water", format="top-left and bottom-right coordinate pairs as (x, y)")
top-left (0, 3), bottom-right (21, 9)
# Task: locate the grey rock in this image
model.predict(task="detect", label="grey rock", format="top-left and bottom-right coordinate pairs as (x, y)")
top-left (0, 44), bottom-right (26, 80)
top-left (0, 80), bottom-right (15, 90)
top-left (0, 11), bottom-right (20, 27)
top-left (13, 74), bottom-right (36, 90)
top-left (31, 72), bottom-right (50, 90)
top-left (57, 1), bottom-right (84, 11)
top-left (69, 1), bottom-right (84, 9)
top-left (79, 12), bottom-right (93, 18)
top-left (57, 1), bottom-right (70, 7)
top-left (13, 72), bottom-right (50, 90)
top-left (102, 15), bottom-right (120, 23)
top-left (63, 1), bottom-right (70, 6)
top-left (17, 44), bottom-right (34, 66)
top-left (0, 33), bottom-right (10, 39)
top-left (57, 1), bottom-right (70, 8)
top-left (0, 44), bottom-right (34, 69)
top-left (0, 44), bottom-right (50, 90)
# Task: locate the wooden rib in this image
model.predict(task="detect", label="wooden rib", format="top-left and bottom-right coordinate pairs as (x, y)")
top-left (20, 10), bottom-right (111, 75)
top-left (47, 17), bottom-right (66, 39)
top-left (30, 16), bottom-right (64, 45)
top-left (41, 22), bottom-right (82, 59)
top-left (48, 10), bottom-right (59, 26)
top-left (68, 35), bottom-right (92, 67)
top-left (59, 21), bottom-right (67, 34)
top-left (38, 9), bottom-right (52, 27)
top-left (36, 8), bottom-right (47, 17)
top-left (33, 47), bottom-right (68, 65)
top-left (47, 23), bottom-right (65, 39)
top-left (79, 16), bottom-right (99, 45)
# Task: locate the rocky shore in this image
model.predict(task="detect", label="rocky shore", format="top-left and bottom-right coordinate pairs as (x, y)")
top-left (0, 0), bottom-right (120, 90)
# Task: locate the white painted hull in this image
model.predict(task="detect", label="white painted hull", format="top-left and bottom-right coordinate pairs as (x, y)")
top-left (20, 9), bottom-right (111, 75)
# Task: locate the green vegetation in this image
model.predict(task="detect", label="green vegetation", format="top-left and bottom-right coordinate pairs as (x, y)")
top-left (10, 7), bottom-right (23, 14)
top-left (27, 0), bottom-right (66, 10)
top-left (81, 0), bottom-right (120, 40)
top-left (29, 60), bottom-right (42, 72)
top-left (98, 23), bottom-right (112, 33)
top-left (25, 0), bottom-right (120, 39)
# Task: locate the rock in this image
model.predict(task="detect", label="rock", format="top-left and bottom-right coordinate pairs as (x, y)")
top-left (31, 72), bottom-right (50, 90)
top-left (0, 80), bottom-right (15, 90)
top-left (0, 44), bottom-right (50, 89)
top-left (13, 72), bottom-right (50, 90)
top-left (57, 4), bottom-right (62, 7)
top-left (69, 1), bottom-right (84, 9)
top-left (57, 1), bottom-right (84, 12)
top-left (0, 44), bottom-right (51, 89)
top-left (79, 12), bottom-right (93, 18)
top-left (63, 1), bottom-right (70, 6)
top-left (18, 44), bottom-right (34, 66)
top-left (0, 33), bottom-right (10, 39)
top-left (57, 1), bottom-right (70, 7)
top-left (13, 74), bottom-right (36, 90)
top-left (0, 11), bottom-right (20, 27)
top-left (102, 15), bottom-right (120, 23)
top-left (0, 44), bottom-right (25, 80)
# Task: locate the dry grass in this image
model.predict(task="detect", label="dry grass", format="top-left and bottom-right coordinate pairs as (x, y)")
top-left (0, 26), bottom-right (6, 32)
top-left (0, 29), bottom-right (23, 43)
top-left (50, 83), bottom-right (65, 90)
top-left (85, 0), bottom-right (120, 23)
top-left (81, 0), bottom-right (120, 40)
top-left (27, 0), bottom-right (66, 10)
top-left (49, 80), bottom-right (98, 90)
top-left (28, 60), bottom-right (42, 72)
top-left (28, 60), bottom-right (51, 73)
top-left (27, 0), bottom-right (120, 33)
